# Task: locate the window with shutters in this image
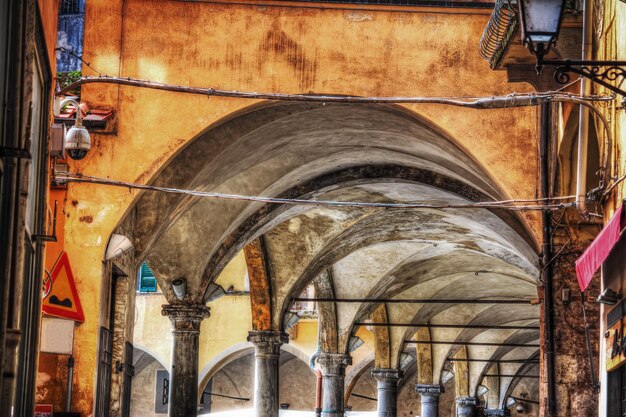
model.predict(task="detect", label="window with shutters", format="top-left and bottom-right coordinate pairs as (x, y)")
top-left (137, 262), bottom-right (158, 293)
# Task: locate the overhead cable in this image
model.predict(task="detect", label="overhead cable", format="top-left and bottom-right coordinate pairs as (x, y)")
top-left (57, 75), bottom-right (612, 106)
top-left (55, 171), bottom-right (576, 211)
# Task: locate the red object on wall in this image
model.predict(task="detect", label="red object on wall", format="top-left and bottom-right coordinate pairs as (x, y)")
top-left (42, 252), bottom-right (85, 322)
top-left (576, 204), bottom-right (625, 292)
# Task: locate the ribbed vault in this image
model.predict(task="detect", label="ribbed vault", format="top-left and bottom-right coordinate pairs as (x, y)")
top-left (120, 100), bottom-right (542, 402)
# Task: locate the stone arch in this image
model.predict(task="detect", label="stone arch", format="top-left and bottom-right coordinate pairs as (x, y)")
top-left (344, 354), bottom-right (375, 405)
top-left (114, 100), bottom-right (538, 307)
top-left (197, 342), bottom-right (313, 398)
top-left (132, 342), bottom-right (169, 371)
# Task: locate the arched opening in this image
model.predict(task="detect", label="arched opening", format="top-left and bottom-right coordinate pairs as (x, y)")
top-left (116, 100), bottom-right (541, 415)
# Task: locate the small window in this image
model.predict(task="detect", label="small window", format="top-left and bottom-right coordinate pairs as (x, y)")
top-left (59, 0), bottom-right (82, 15)
top-left (137, 263), bottom-right (158, 293)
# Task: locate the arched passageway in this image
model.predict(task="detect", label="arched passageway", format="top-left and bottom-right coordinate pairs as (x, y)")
top-left (118, 101), bottom-right (541, 417)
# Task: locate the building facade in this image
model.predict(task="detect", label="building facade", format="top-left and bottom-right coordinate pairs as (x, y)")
top-left (4, 0), bottom-right (625, 417)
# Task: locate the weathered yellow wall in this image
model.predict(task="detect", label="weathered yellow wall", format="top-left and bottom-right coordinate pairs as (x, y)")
top-left (597, 0), bottom-right (626, 214)
top-left (62, 0), bottom-right (542, 413)
top-left (596, 2), bottom-right (626, 416)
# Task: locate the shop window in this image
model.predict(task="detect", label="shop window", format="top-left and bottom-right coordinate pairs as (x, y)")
top-left (137, 262), bottom-right (158, 293)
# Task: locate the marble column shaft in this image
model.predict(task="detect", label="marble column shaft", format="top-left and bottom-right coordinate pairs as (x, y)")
top-left (483, 409), bottom-right (511, 417)
top-left (162, 304), bottom-right (211, 417)
top-left (371, 368), bottom-right (403, 417)
top-left (247, 330), bottom-right (289, 417)
top-left (415, 384), bottom-right (444, 417)
top-left (317, 353), bottom-right (352, 417)
top-left (456, 396), bottom-right (478, 417)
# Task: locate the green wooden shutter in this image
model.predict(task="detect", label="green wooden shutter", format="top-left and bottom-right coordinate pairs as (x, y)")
top-left (138, 263), bottom-right (157, 293)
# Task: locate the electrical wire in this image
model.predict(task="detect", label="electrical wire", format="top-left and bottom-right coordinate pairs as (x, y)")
top-left (55, 171), bottom-right (577, 211)
top-left (55, 47), bottom-right (103, 76)
top-left (56, 75), bottom-right (613, 105)
top-left (603, 172), bottom-right (626, 197)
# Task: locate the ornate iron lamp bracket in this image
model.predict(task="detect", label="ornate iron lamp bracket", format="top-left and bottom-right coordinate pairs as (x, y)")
top-left (541, 59), bottom-right (626, 100)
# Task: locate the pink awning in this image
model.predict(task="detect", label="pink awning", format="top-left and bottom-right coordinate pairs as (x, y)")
top-left (575, 204), bottom-right (625, 292)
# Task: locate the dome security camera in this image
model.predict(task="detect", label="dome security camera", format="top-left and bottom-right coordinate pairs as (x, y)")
top-left (64, 123), bottom-right (91, 160)
top-left (57, 98), bottom-right (91, 160)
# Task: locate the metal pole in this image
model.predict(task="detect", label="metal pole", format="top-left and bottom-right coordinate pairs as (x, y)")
top-left (66, 356), bottom-right (74, 412)
top-left (447, 358), bottom-right (539, 364)
top-left (404, 341), bottom-right (539, 348)
top-left (291, 298), bottom-right (533, 304)
top-left (356, 323), bottom-right (539, 330)
top-left (540, 100), bottom-right (557, 417)
top-left (483, 374), bottom-right (540, 379)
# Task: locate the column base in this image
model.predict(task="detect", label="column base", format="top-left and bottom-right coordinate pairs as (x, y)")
top-left (456, 397), bottom-right (478, 417)
top-left (484, 409), bottom-right (511, 417)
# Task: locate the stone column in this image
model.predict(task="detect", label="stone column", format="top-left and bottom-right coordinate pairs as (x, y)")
top-left (162, 304), bottom-right (211, 417)
top-left (483, 409), bottom-right (510, 417)
top-left (415, 384), bottom-right (444, 417)
top-left (455, 397), bottom-right (478, 417)
top-left (247, 330), bottom-right (289, 417)
top-left (317, 353), bottom-right (352, 417)
top-left (371, 368), bottom-right (403, 417)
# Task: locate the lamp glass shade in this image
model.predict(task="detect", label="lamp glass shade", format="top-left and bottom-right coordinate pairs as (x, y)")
top-left (283, 312), bottom-right (301, 330)
top-left (441, 369), bottom-right (454, 384)
top-left (204, 283), bottom-right (226, 302)
top-left (348, 336), bottom-right (365, 352)
top-left (477, 385), bottom-right (489, 397)
top-left (506, 397), bottom-right (517, 408)
top-left (105, 233), bottom-right (134, 260)
top-left (400, 352), bottom-right (414, 369)
top-left (518, 0), bottom-right (564, 47)
top-left (172, 278), bottom-right (187, 300)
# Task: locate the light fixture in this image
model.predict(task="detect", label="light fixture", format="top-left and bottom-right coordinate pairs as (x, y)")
top-left (505, 397), bottom-right (517, 408)
top-left (400, 352), bottom-right (414, 369)
top-left (105, 233), bottom-right (133, 260)
top-left (517, 0), bottom-right (564, 63)
top-left (441, 369), bottom-right (454, 384)
top-left (203, 282), bottom-right (226, 303)
top-left (477, 385), bottom-right (489, 397)
top-left (597, 288), bottom-right (621, 305)
top-left (283, 312), bottom-right (301, 331)
top-left (516, 0), bottom-right (626, 98)
top-left (172, 278), bottom-right (187, 300)
top-left (57, 98), bottom-right (91, 160)
top-left (348, 336), bottom-right (364, 353)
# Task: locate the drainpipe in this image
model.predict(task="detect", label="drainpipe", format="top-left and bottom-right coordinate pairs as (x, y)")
top-left (576, 0), bottom-right (593, 217)
top-left (540, 101), bottom-right (556, 417)
top-left (311, 348), bottom-right (322, 417)
top-left (314, 368), bottom-right (323, 417)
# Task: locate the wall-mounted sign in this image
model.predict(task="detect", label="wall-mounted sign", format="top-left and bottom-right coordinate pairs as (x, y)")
top-left (40, 316), bottom-right (75, 355)
top-left (42, 252), bottom-right (85, 322)
top-left (34, 404), bottom-right (53, 417)
top-left (606, 300), bottom-right (626, 372)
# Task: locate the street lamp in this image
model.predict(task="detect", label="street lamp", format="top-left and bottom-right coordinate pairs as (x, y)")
top-left (517, 0), bottom-right (626, 98)
top-left (517, 0), bottom-right (564, 64)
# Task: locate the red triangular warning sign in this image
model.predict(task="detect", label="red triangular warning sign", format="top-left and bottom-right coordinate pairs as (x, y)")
top-left (42, 252), bottom-right (85, 322)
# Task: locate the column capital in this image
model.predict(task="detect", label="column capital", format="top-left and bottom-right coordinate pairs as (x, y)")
top-left (161, 303), bottom-right (210, 333)
top-left (484, 409), bottom-right (511, 417)
top-left (316, 352), bottom-right (352, 376)
top-left (416, 384), bottom-right (444, 395)
top-left (456, 396), bottom-right (478, 407)
top-left (371, 368), bottom-right (404, 383)
top-left (247, 330), bottom-right (288, 356)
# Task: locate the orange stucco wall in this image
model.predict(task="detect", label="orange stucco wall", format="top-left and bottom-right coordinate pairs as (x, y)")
top-left (55, 0), bottom-right (542, 414)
